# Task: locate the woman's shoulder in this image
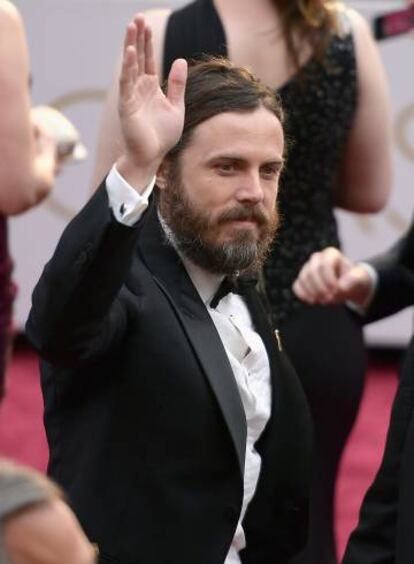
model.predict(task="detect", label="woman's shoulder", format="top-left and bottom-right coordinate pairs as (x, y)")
top-left (332, 4), bottom-right (372, 40)
top-left (334, 5), bottom-right (380, 69)
top-left (319, 4), bottom-right (374, 66)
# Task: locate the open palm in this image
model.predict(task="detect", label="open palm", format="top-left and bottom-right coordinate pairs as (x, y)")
top-left (118, 16), bottom-right (187, 170)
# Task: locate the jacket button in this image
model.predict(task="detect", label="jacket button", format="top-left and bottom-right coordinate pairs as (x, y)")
top-left (223, 506), bottom-right (239, 525)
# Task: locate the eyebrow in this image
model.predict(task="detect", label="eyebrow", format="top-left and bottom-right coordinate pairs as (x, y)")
top-left (206, 154), bottom-right (284, 166)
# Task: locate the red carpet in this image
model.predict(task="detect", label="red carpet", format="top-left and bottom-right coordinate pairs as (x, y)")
top-left (0, 343), bottom-right (401, 559)
top-left (0, 343), bottom-right (48, 471)
top-left (335, 357), bottom-right (398, 559)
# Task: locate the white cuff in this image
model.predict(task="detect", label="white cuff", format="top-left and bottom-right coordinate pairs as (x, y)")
top-left (105, 165), bottom-right (156, 227)
top-left (346, 262), bottom-right (378, 315)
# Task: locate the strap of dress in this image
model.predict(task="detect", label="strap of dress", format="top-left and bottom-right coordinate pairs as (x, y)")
top-left (162, 0), bottom-right (228, 80)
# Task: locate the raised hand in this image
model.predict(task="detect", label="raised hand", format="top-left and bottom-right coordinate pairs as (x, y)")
top-left (116, 15), bottom-right (187, 191)
top-left (292, 247), bottom-right (374, 309)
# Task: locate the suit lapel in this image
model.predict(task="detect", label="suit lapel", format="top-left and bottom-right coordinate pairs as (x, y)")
top-left (136, 202), bottom-right (247, 476)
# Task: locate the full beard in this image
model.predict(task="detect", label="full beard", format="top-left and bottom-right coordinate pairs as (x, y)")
top-left (158, 176), bottom-right (280, 276)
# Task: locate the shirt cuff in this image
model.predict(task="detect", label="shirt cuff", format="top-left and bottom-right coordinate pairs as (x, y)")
top-left (105, 165), bottom-right (156, 226)
top-left (346, 262), bottom-right (378, 315)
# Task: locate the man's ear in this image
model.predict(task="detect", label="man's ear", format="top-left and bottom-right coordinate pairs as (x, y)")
top-left (156, 161), bottom-right (169, 191)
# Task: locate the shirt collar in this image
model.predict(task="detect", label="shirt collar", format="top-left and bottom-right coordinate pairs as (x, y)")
top-left (182, 258), bottom-right (224, 307)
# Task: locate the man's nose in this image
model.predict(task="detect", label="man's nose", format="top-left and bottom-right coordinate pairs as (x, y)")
top-left (236, 172), bottom-right (264, 204)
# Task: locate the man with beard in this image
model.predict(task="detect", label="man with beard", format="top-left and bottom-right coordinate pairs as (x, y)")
top-left (26, 14), bottom-right (313, 564)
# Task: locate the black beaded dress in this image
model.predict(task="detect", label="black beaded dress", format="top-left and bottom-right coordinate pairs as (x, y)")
top-left (163, 2), bottom-right (366, 562)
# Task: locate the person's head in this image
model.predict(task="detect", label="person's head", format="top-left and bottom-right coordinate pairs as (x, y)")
top-left (1, 461), bottom-right (97, 564)
top-left (157, 57), bottom-right (285, 276)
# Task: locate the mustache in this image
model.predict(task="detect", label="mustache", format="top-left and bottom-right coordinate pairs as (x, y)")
top-left (217, 205), bottom-right (270, 226)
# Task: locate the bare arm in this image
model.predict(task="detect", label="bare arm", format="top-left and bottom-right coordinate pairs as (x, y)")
top-left (334, 8), bottom-right (393, 213)
top-left (90, 8), bottom-right (170, 190)
top-left (0, 1), bottom-right (57, 215)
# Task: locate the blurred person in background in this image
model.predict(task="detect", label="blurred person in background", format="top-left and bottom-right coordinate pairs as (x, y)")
top-left (292, 231), bottom-right (414, 564)
top-left (0, 3), bottom-right (97, 563)
top-left (0, 0), bottom-right (57, 397)
top-left (1, 460), bottom-right (96, 564)
top-left (294, 5), bottom-right (414, 560)
top-left (91, 1), bottom-right (393, 562)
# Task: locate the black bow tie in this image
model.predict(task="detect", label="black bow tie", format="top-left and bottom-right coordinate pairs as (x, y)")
top-left (210, 275), bottom-right (258, 309)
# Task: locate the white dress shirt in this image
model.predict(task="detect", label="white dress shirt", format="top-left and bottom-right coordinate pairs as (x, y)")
top-left (106, 166), bottom-right (273, 562)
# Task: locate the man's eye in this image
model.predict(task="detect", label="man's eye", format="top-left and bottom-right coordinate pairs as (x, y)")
top-left (217, 163), bottom-right (234, 173)
top-left (261, 166), bottom-right (279, 178)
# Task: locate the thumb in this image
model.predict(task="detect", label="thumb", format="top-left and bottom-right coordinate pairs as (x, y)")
top-left (166, 58), bottom-right (187, 108)
top-left (337, 266), bottom-right (373, 308)
top-left (338, 268), bottom-right (362, 294)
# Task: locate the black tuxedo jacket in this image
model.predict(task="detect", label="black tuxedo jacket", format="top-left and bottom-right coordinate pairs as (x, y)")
top-left (26, 182), bottom-right (313, 564)
top-left (343, 221), bottom-right (414, 564)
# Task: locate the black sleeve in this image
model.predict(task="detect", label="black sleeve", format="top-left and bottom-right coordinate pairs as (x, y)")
top-left (364, 222), bottom-right (414, 323)
top-left (342, 340), bottom-right (414, 564)
top-left (26, 180), bottom-right (142, 367)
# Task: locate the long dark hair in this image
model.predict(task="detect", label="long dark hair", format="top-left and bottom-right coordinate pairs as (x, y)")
top-left (273, 0), bottom-right (342, 69)
top-left (166, 56), bottom-right (284, 161)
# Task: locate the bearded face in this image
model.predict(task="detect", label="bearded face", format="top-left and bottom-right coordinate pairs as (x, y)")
top-left (157, 108), bottom-right (284, 275)
top-left (158, 170), bottom-right (279, 275)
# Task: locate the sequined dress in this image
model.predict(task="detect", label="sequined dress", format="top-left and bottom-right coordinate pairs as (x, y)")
top-left (163, 2), bottom-right (366, 562)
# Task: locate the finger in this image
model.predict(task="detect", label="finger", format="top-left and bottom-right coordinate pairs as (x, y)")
top-left (119, 45), bottom-right (137, 103)
top-left (337, 266), bottom-right (373, 305)
top-left (337, 254), bottom-right (355, 278)
top-left (119, 21), bottom-right (139, 97)
top-left (133, 15), bottom-right (146, 76)
top-left (317, 250), bottom-right (347, 294)
top-left (166, 58), bottom-right (188, 108)
top-left (292, 277), bottom-right (316, 304)
top-left (338, 270), bottom-right (362, 295)
top-left (304, 254), bottom-right (338, 301)
top-left (294, 262), bottom-right (323, 303)
top-left (295, 269), bottom-right (338, 304)
top-left (123, 20), bottom-right (137, 55)
top-left (144, 26), bottom-right (156, 75)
